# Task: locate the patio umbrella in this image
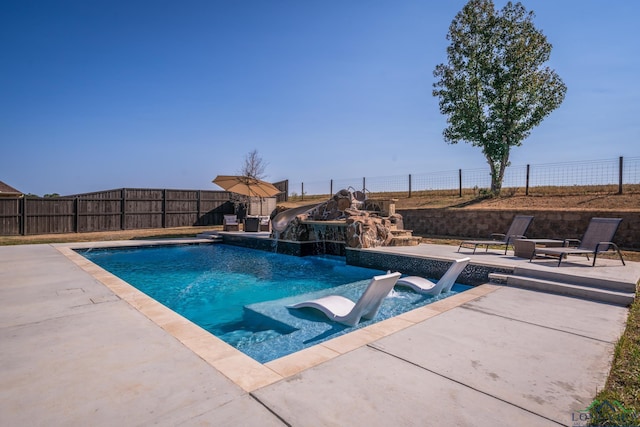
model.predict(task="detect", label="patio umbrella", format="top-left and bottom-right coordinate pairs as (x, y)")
top-left (213, 175), bottom-right (281, 215)
top-left (212, 175), bottom-right (281, 198)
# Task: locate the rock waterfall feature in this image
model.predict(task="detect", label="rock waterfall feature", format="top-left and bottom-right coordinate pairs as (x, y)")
top-left (275, 189), bottom-right (418, 249)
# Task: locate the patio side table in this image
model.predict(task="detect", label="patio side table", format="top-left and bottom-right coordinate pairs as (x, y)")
top-left (513, 239), bottom-right (564, 258)
top-left (244, 216), bottom-right (260, 232)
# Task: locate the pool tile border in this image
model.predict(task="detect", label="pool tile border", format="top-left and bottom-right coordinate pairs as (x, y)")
top-left (55, 241), bottom-right (500, 392)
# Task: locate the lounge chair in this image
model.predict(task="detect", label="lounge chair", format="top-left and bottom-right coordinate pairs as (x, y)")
top-left (259, 216), bottom-right (271, 231)
top-left (530, 217), bottom-right (625, 267)
top-left (395, 257), bottom-right (471, 296)
top-left (458, 215), bottom-right (534, 254)
top-left (223, 215), bottom-right (239, 231)
top-left (289, 271), bottom-right (402, 326)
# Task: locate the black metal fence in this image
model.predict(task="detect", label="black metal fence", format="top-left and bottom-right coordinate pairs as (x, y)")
top-left (290, 156), bottom-right (640, 198)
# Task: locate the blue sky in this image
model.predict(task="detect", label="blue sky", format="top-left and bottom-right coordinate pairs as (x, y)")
top-left (1, 0), bottom-right (638, 196)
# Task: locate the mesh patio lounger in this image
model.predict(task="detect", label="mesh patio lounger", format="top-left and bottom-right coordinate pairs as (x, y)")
top-left (458, 215), bottom-right (534, 255)
top-left (530, 217), bottom-right (625, 267)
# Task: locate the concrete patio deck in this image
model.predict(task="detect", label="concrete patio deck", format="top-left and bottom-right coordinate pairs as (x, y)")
top-left (1, 240), bottom-right (637, 426)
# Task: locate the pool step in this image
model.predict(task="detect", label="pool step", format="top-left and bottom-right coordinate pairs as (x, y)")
top-left (513, 267), bottom-right (636, 293)
top-left (196, 231), bottom-right (223, 242)
top-left (488, 272), bottom-right (635, 306)
top-left (388, 229), bottom-right (422, 247)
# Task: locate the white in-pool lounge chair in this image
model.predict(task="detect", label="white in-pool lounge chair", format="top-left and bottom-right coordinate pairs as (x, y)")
top-left (289, 271), bottom-right (402, 326)
top-left (395, 257), bottom-right (471, 296)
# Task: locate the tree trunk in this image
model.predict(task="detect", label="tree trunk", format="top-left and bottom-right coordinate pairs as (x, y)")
top-left (487, 149), bottom-right (510, 195)
top-left (487, 155), bottom-right (500, 195)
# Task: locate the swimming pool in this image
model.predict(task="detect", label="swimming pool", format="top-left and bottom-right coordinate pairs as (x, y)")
top-left (79, 244), bottom-right (470, 362)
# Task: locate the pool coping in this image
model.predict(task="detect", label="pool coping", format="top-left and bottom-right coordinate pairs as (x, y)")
top-left (55, 239), bottom-right (500, 392)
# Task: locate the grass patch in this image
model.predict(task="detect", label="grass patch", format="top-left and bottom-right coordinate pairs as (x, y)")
top-left (0, 226), bottom-right (218, 246)
top-left (590, 281), bottom-right (640, 426)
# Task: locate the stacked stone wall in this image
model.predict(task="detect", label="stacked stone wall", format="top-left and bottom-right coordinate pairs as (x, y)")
top-left (399, 209), bottom-right (640, 250)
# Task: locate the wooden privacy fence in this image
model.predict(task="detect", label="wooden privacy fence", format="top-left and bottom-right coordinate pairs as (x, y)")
top-left (0, 188), bottom-right (238, 236)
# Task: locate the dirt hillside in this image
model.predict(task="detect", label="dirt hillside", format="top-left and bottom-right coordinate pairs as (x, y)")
top-left (394, 193), bottom-right (640, 211)
top-left (284, 192), bottom-right (640, 211)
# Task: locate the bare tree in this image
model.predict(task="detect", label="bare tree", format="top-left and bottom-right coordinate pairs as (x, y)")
top-left (239, 149), bottom-right (268, 179)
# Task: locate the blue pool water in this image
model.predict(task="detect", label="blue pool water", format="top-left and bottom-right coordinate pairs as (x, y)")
top-left (79, 244), bottom-right (470, 362)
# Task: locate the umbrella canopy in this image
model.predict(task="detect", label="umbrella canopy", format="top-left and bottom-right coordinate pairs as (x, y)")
top-left (212, 175), bottom-right (281, 198)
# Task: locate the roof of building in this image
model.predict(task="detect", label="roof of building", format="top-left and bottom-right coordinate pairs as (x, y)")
top-left (0, 181), bottom-right (23, 196)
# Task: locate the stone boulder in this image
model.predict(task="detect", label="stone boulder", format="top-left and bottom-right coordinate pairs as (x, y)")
top-left (345, 213), bottom-right (394, 249)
